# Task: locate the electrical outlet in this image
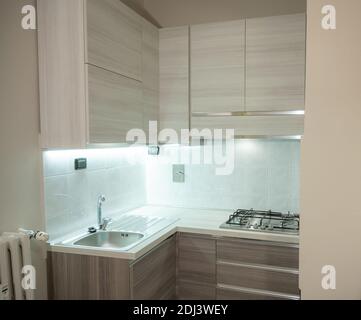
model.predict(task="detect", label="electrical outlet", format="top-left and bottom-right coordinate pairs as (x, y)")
top-left (148, 146), bottom-right (160, 156)
top-left (173, 165), bottom-right (185, 183)
top-left (74, 158), bottom-right (87, 170)
top-left (0, 284), bottom-right (9, 300)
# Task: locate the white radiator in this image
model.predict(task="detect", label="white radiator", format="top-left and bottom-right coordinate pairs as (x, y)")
top-left (0, 233), bottom-right (34, 300)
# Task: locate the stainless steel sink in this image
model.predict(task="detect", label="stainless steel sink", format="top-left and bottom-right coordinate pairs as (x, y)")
top-left (72, 231), bottom-right (144, 250)
top-left (56, 214), bottom-right (179, 252)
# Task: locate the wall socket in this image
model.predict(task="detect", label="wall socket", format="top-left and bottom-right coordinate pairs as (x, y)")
top-left (0, 284), bottom-right (9, 300)
top-left (74, 158), bottom-right (87, 170)
top-left (148, 146), bottom-right (160, 156)
top-left (173, 164), bottom-right (185, 183)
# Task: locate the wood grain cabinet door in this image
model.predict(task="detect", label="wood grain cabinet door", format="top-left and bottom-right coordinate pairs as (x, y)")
top-left (131, 235), bottom-right (176, 300)
top-left (86, 0), bottom-right (142, 81)
top-left (48, 252), bottom-right (99, 300)
top-left (159, 27), bottom-right (190, 140)
top-left (48, 252), bottom-right (130, 300)
top-left (142, 19), bottom-right (159, 137)
top-left (246, 14), bottom-right (306, 111)
top-left (191, 20), bottom-right (246, 113)
top-left (87, 65), bottom-right (143, 144)
top-left (177, 233), bottom-right (217, 300)
top-left (37, 0), bottom-right (87, 149)
top-left (98, 257), bottom-right (131, 300)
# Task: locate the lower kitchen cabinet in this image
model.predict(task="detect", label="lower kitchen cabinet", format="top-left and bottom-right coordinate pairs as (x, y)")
top-left (216, 238), bottom-right (300, 300)
top-left (176, 233), bottom-right (300, 300)
top-left (131, 235), bottom-right (176, 300)
top-left (47, 233), bottom-right (299, 300)
top-left (217, 238), bottom-right (299, 269)
top-left (47, 235), bottom-right (176, 300)
top-left (176, 233), bottom-right (217, 300)
top-left (177, 280), bottom-right (216, 300)
top-left (216, 286), bottom-right (291, 300)
top-left (98, 256), bottom-right (131, 300)
top-left (47, 252), bottom-right (130, 300)
top-left (217, 262), bottom-right (299, 297)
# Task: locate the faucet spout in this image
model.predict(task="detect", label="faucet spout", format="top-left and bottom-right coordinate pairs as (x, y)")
top-left (97, 195), bottom-right (106, 226)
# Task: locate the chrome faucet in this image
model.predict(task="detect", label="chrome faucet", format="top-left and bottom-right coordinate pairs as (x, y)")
top-left (97, 195), bottom-right (112, 230)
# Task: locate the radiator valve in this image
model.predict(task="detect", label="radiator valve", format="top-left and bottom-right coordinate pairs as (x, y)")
top-left (18, 229), bottom-right (49, 242)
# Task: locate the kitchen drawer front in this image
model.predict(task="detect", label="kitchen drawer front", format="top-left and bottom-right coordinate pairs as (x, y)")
top-left (132, 235), bottom-right (176, 300)
top-left (218, 262), bottom-right (299, 296)
top-left (217, 238), bottom-right (299, 269)
top-left (177, 280), bottom-right (216, 300)
top-left (177, 233), bottom-right (216, 284)
top-left (216, 286), bottom-right (296, 300)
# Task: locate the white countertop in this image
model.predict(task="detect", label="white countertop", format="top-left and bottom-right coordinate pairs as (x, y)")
top-left (48, 205), bottom-right (299, 260)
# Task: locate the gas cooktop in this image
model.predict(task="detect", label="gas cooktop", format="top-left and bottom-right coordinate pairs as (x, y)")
top-left (220, 209), bottom-right (300, 235)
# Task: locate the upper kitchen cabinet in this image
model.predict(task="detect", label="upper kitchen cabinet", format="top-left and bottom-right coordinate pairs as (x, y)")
top-left (86, 0), bottom-right (142, 81)
top-left (192, 115), bottom-right (304, 137)
top-left (142, 19), bottom-right (159, 135)
top-left (191, 20), bottom-right (246, 113)
top-left (38, 0), bottom-right (87, 149)
top-left (87, 65), bottom-right (143, 144)
top-left (38, 0), bottom-right (159, 149)
top-left (159, 27), bottom-right (190, 141)
top-left (246, 14), bottom-right (306, 112)
top-left (189, 14), bottom-right (305, 138)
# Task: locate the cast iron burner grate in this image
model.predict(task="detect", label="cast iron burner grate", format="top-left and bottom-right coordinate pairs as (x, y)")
top-left (220, 209), bottom-right (300, 235)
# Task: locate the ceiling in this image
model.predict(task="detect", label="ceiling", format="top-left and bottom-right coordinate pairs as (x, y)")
top-left (142, 0), bottom-right (307, 27)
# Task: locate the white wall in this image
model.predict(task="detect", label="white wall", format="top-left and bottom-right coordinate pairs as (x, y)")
top-left (0, 0), bottom-right (47, 299)
top-left (300, 0), bottom-right (361, 299)
top-left (147, 141), bottom-right (300, 213)
top-left (43, 148), bottom-right (147, 240)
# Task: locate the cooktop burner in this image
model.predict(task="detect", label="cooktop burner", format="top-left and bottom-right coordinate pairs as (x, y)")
top-left (220, 209), bottom-right (300, 235)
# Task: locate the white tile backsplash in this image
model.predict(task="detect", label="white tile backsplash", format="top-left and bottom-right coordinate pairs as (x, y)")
top-left (43, 141), bottom-right (301, 239)
top-left (43, 148), bottom-right (147, 239)
top-left (146, 140), bottom-right (300, 213)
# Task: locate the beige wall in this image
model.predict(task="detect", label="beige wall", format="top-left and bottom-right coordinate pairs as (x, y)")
top-left (121, 0), bottom-right (161, 27)
top-left (0, 0), bottom-right (47, 299)
top-left (144, 0), bottom-right (306, 27)
top-left (301, 0), bottom-right (361, 299)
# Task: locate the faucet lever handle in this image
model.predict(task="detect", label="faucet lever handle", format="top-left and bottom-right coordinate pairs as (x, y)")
top-left (100, 217), bottom-right (112, 231)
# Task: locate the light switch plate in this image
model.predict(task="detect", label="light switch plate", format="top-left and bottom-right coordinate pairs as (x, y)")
top-left (173, 165), bottom-right (185, 183)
